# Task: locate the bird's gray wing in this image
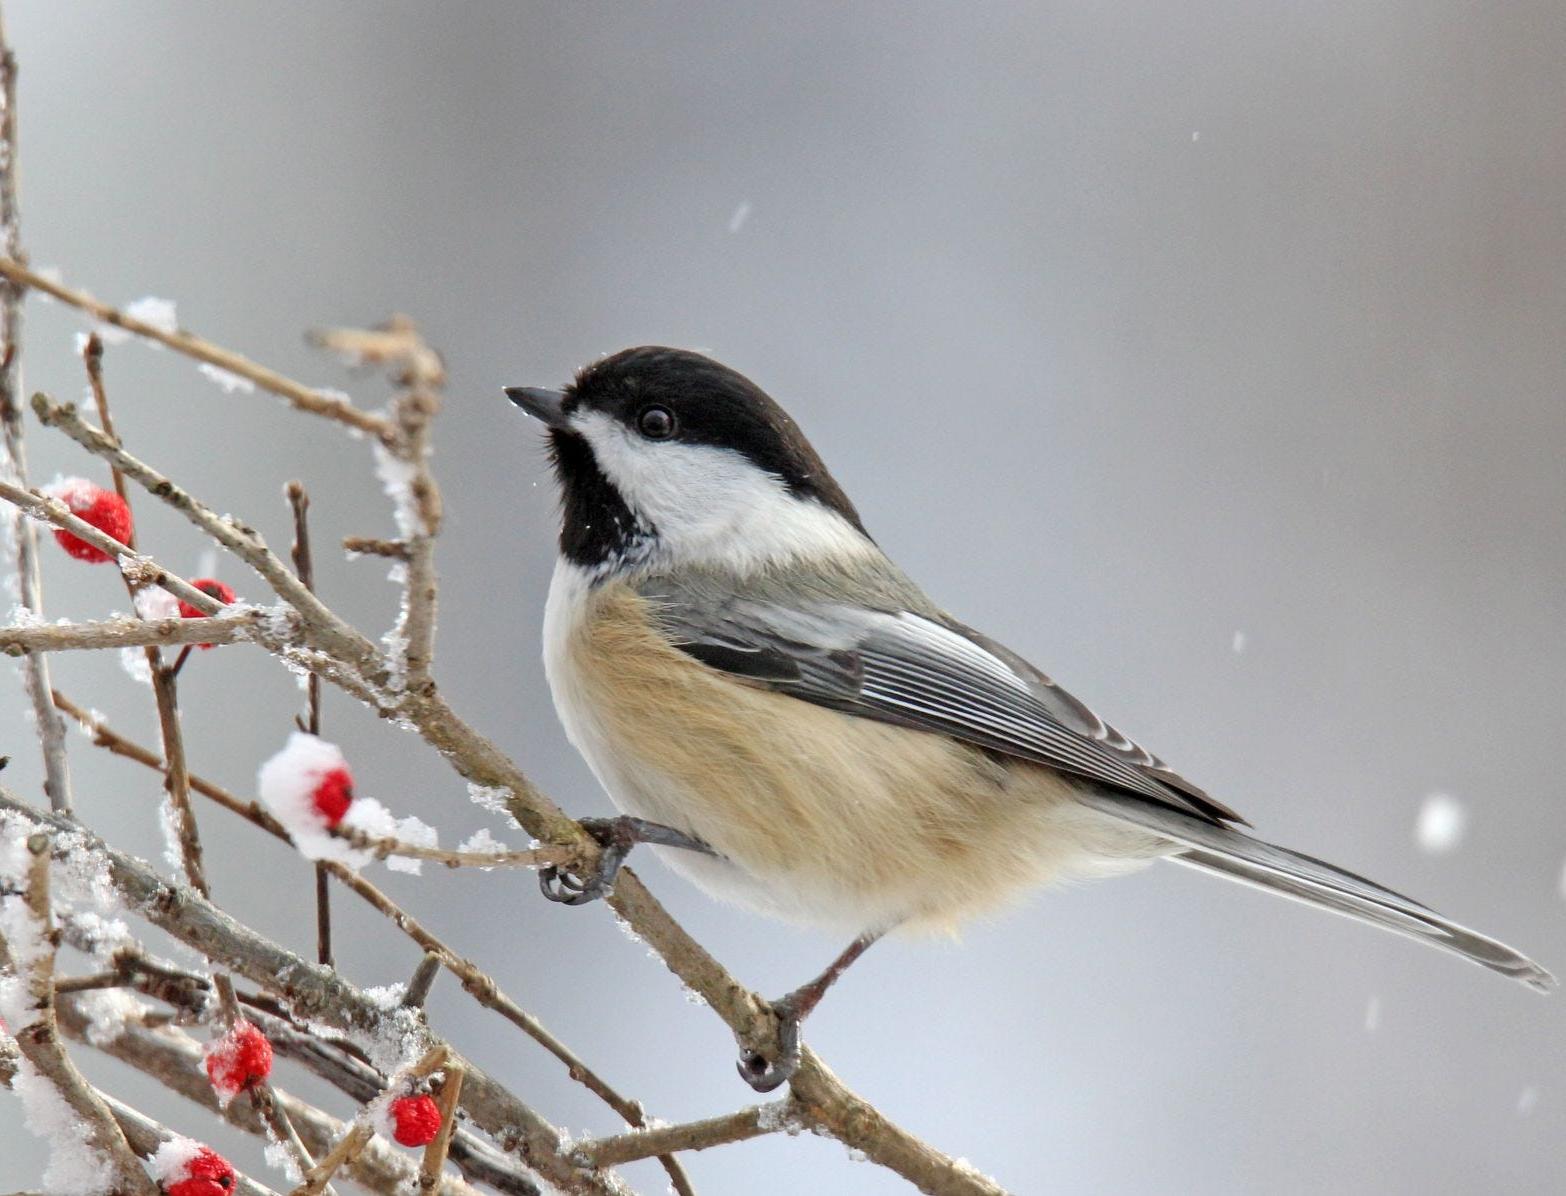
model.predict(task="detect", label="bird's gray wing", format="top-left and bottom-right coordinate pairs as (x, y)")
top-left (638, 581), bottom-right (1242, 825)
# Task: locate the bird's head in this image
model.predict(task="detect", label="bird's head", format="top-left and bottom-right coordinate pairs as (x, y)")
top-left (508, 347), bottom-right (869, 576)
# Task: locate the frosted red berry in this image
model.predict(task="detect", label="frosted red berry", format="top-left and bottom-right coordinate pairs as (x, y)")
top-left (165, 1146), bottom-right (236, 1196)
top-left (47, 481), bottom-right (132, 563)
top-left (204, 1019), bottom-right (272, 1099)
top-left (178, 578), bottom-right (237, 649)
top-left (311, 766), bottom-right (354, 826)
top-left (389, 1093), bottom-right (442, 1147)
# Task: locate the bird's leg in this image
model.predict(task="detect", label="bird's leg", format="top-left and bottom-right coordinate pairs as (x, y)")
top-left (738, 930), bottom-right (884, 1092)
top-left (538, 815), bottom-right (715, 905)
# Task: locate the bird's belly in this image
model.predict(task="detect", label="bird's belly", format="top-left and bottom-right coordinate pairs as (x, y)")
top-left (543, 570), bottom-right (1163, 935)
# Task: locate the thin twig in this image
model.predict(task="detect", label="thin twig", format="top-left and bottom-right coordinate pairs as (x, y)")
top-left (0, 16), bottom-right (71, 814)
top-left (28, 392), bottom-right (381, 673)
top-left (290, 1046), bottom-right (449, 1196)
top-left (0, 256), bottom-right (395, 443)
top-left (0, 478), bottom-right (226, 613)
top-left (287, 480), bottom-right (333, 968)
top-left (342, 535), bottom-right (409, 560)
top-left (286, 481), bottom-right (322, 737)
top-left (572, 1103), bottom-right (786, 1169)
top-left (402, 952), bottom-right (442, 1009)
top-left (324, 317), bottom-right (445, 694)
top-left (0, 610), bottom-right (280, 654)
top-left (289, 1120), bottom-right (374, 1196)
top-left (332, 823), bottom-right (570, 870)
top-left (0, 832), bottom-right (155, 1194)
top-left (420, 1062), bottom-right (465, 1191)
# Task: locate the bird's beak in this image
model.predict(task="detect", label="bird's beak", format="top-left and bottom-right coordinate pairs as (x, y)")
top-left (504, 386), bottom-right (570, 430)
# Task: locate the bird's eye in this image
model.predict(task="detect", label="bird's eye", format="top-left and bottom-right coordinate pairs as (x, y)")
top-left (637, 405), bottom-right (675, 440)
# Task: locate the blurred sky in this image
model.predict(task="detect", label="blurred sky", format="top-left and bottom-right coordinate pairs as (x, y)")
top-left (2, 3), bottom-right (1563, 1193)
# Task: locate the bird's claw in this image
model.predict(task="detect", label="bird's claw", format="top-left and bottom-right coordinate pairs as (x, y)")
top-left (537, 818), bottom-right (629, 906)
top-left (735, 996), bottom-right (803, 1093)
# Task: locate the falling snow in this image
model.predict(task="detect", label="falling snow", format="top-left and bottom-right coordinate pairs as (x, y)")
top-left (1363, 994), bottom-right (1380, 1033)
top-left (727, 200), bottom-right (753, 233)
top-left (1414, 793), bottom-right (1467, 855)
top-left (1231, 630), bottom-right (1246, 654)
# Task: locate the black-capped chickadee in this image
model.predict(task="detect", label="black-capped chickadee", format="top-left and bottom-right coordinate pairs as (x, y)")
top-left (506, 348), bottom-right (1553, 1091)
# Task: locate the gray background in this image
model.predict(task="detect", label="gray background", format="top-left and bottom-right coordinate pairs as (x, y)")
top-left (2, 3), bottom-right (1563, 1193)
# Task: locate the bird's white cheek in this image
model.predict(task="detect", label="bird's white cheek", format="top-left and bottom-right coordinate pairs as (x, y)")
top-left (573, 411), bottom-right (873, 572)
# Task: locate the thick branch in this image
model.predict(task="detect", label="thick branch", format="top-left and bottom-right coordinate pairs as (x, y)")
top-left (0, 257), bottom-right (395, 443)
top-left (0, 792), bottom-right (628, 1196)
top-left (57, 949), bottom-right (537, 1196)
top-left (2, 1036), bottom-right (281, 1196)
top-left (54, 997), bottom-right (485, 1196)
top-left (0, 832), bottom-right (155, 1194)
top-left (52, 692), bottom-right (674, 1168)
top-left (97, 1092), bottom-right (282, 1196)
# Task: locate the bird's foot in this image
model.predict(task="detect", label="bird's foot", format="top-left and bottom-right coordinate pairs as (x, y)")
top-left (736, 993), bottom-right (804, 1093)
top-left (538, 816), bottom-right (713, 906)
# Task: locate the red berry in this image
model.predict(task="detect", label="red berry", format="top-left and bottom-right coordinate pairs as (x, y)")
top-left (165, 1146), bottom-right (236, 1196)
top-left (46, 480), bottom-right (132, 563)
top-left (310, 766), bottom-right (354, 827)
top-left (389, 1093), bottom-right (442, 1147)
top-left (178, 578), bottom-right (237, 650)
top-left (204, 1019), bottom-right (272, 1099)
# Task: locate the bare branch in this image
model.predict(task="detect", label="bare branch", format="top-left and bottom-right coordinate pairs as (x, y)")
top-left (0, 17), bottom-right (71, 814)
top-left (2, 1035), bottom-right (282, 1196)
top-left (0, 611), bottom-right (282, 654)
top-left (327, 317), bottom-right (446, 694)
top-left (290, 1045), bottom-right (447, 1196)
top-left (342, 535), bottom-right (409, 560)
top-left (420, 1062), bottom-right (465, 1191)
top-left (332, 823), bottom-right (570, 871)
top-left (28, 392), bottom-right (381, 674)
top-left (572, 1103), bottom-right (786, 1169)
top-left (0, 832), bottom-right (155, 1194)
top-left (0, 478), bottom-right (227, 614)
top-left (0, 791), bottom-right (629, 1196)
top-left (0, 257), bottom-right (395, 443)
top-left (57, 949), bottom-right (538, 1196)
top-left (54, 997), bottom-right (489, 1196)
top-left (51, 693), bottom-right (673, 1162)
top-left (95, 1091), bottom-right (283, 1196)
top-left (286, 480), bottom-right (333, 968)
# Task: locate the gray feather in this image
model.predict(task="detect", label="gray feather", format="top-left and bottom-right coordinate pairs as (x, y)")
top-left (637, 566), bottom-right (1236, 823)
top-left (1076, 788), bottom-right (1556, 992)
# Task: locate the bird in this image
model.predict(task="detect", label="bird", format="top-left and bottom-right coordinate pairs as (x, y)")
top-left (506, 347), bottom-right (1553, 1091)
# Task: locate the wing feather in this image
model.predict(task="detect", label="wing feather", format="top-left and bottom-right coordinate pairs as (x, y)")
top-left (641, 581), bottom-right (1242, 825)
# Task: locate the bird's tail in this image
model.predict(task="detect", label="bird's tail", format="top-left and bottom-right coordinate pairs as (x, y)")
top-left (1077, 790), bottom-right (1555, 993)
